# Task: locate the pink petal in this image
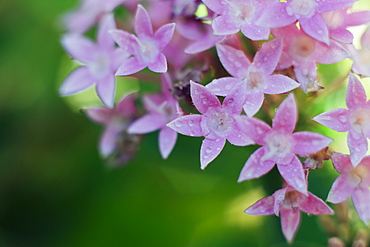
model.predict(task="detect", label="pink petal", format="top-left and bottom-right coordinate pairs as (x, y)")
top-left (109, 30), bottom-right (139, 55)
top-left (216, 44), bottom-right (250, 79)
top-left (277, 156), bottom-right (307, 195)
top-left (292, 131), bottom-right (332, 157)
top-left (314, 40), bottom-right (349, 65)
top-left (244, 196), bottom-right (275, 215)
top-left (256, 2), bottom-right (296, 28)
top-left (294, 62), bottom-right (318, 93)
top-left (240, 23), bottom-right (270, 41)
top-left (299, 192), bottom-right (334, 215)
top-left (330, 29), bottom-right (354, 44)
top-left (155, 23), bottom-right (176, 51)
top-left (331, 152), bottom-right (353, 174)
top-left (148, 53), bottom-right (167, 73)
top-left (253, 38), bottom-right (283, 76)
top-left (200, 135), bottom-right (226, 169)
top-left (116, 57), bottom-right (146, 76)
top-left (212, 15), bottom-right (239, 35)
top-left (348, 129), bottom-right (368, 167)
top-left (96, 74), bottom-right (116, 108)
top-left (223, 83), bottom-right (246, 114)
top-left (272, 94), bottom-right (297, 134)
top-left (61, 34), bottom-right (96, 63)
top-left (190, 81), bottom-right (221, 114)
top-left (327, 174), bottom-right (357, 203)
top-left (97, 14), bottom-right (116, 50)
top-left (226, 122), bottom-right (254, 146)
top-left (84, 107), bottom-right (112, 124)
top-left (59, 67), bottom-right (94, 95)
top-left (313, 108), bottom-right (350, 132)
top-left (317, 0), bottom-right (358, 13)
top-left (116, 93), bottom-right (137, 116)
top-left (128, 113), bottom-right (166, 134)
top-left (202, 0), bottom-right (224, 13)
top-left (243, 91), bottom-right (264, 117)
top-left (346, 73), bottom-right (367, 109)
top-left (264, 74), bottom-right (299, 94)
top-left (345, 11), bottom-right (370, 26)
top-left (185, 35), bottom-right (225, 54)
top-left (238, 147), bottom-right (275, 182)
top-left (159, 127), bottom-right (177, 159)
top-left (234, 115), bottom-right (271, 146)
top-left (300, 15), bottom-right (329, 45)
top-left (280, 208), bottom-right (300, 243)
top-left (100, 124), bottom-right (118, 157)
top-left (135, 5), bottom-right (153, 39)
top-left (352, 188), bottom-right (370, 226)
top-left (273, 188), bottom-right (287, 216)
top-left (166, 114), bottom-right (205, 137)
top-left (206, 77), bottom-right (240, 97)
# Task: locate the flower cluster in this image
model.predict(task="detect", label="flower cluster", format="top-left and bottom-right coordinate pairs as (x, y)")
top-left (60, 0), bottom-right (370, 243)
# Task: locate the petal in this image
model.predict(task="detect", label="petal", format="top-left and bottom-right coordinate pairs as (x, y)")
top-left (202, 0), bottom-right (224, 13)
top-left (300, 15), bottom-right (330, 45)
top-left (346, 73), bottom-right (367, 109)
top-left (345, 11), bottom-right (370, 26)
top-left (59, 67), bottom-right (94, 95)
top-left (314, 40), bottom-right (349, 65)
top-left (240, 23), bottom-right (270, 41)
top-left (109, 30), bottom-right (139, 55)
top-left (185, 35), bottom-right (225, 54)
top-left (216, 44), bottom-right (250, 79)
top-left (352, 187), bottom-right (370, 226)
top-left (116, 93), bottom-right (137, 116)
top-left (159, 127), bottom-right (177, 159)
top-left (348, 129), bottom-right (368, 167)
top-left (100, 124), bottom-right (119, 157)
top-left (234, 115), bottom-right (271, 146)
top-left (226, 121), bottom-right (254, 146)
top-left (166, 114), bottom-right (205, 137)
top-left (294, 63), bottom-right (319, 93)
top-left (223, 83), bottom-right (246, 114)
top-left (135, 5), bottom-right (153, 39)
top-left (61, 34), bottom-right (96, 63)
top-left (256, 2), bottom-right (296, 28)
top-left (238, 147), bottom-right (275, 182)
top-left (190, 81), bottom-right (221, 114)
top-left (96, 74), bottom-right (116, 108)
top-left (330, 29), bottom-right (354, 44)
top-left (292, 131), bottom-right (332, 157)
top-left (277, 156), bottom-right (307, 195)
top-left (128, 113), bottom-right (166, 134)
top-left (327, 174), bottom-right (356, 203)
top-left (116, 57), bottom-right (147, 76)
top-left (331, 152), bottom-right (353, 174)
top-left (155, 23), bottom-right (176, 51)
top-left (206, 77), bottom-right (240, 96)
top-left (212, 15), bottom-right (239, 35)
top-left (272, 94), bottom-right (297, 134)
top-left (280, 208), bottom-right (300, 243)
top-left (273, 188), bottom-right (287, 216)
top-left (148, 53), bottom-right (167, 73)
top-left (97, 14), bottom-right (116, 50)
top-left (263, 74), bottom-right (299, 95)
top-left (298, 192), bottom-right (334, 215)
top-left (84, 107), bottom-right (112, 124)
top-left (253, 38), bottom-right (283, 76)
top-left (243, 91), bottom-right (264, 117)
top-left (312, 108), bottom-right (350, 132)
top-left (244, 196), bottom-right (275, 215)
top-left (317, 0), bottom-right (358, 13)
top-left (200, 135), bottom-right (226, 169)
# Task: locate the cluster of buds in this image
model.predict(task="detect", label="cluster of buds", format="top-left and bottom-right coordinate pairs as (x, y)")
top-left (59, 0), bottom-right (370, 243)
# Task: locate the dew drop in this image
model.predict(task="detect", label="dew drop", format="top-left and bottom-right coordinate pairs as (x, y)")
top-left (189, 131), bottom-right (195, 136)
top-left (263, 57), bottom-right (268, 62)
top-left (256, 127), bottom-right (263, 135)
top-left (175, 121), bottom-right (182, 127)
top-left (339, 115), bottom-right (347, 123)
top-left (317, 30), bottom-right (323, 34)
top-left (188, 120), bottom-right (194, 127)
top-left (215, 138), bottom-right (220, 142)
top-left (206, 147), bottom-right (212, 153)
top-left (195, 89), bottom-right (200, 94)
top-left (204, 155), bottom-right (209, 159)
top-left (216, 148), bottom-right (220, 151)
top-left (202, 98), bottom-right (208, 104)
top-left (225, 84), bottom-right (232, 90)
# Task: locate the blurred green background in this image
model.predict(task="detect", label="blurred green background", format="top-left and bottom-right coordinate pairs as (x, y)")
top-left (0, 1), bottom-right (368, 246)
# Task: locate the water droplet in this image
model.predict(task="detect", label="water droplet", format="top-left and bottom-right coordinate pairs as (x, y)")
top-left (263, 57), bottom-right (268, 62)
top-left (175, 121), bottom-right (182, 127)
top-left (189, 131), bottom-right (195, 136)
top-left (228, 99), bottom-right (234, 106)
top-left (339, 115), bottom-right (347, 123)
top-left (216, 138), bottom-right (220, 142)
top-left (195, 89), bottom-right (200, 94)
top-left (203, 155), bottom-right (209, 159)
top-left (206, 147), bottom-right (212, 153)
top-left (188, 120), bottom-right (194, 127)
top-left (317, 30), bottom-right (323, 34)
top-left (225, 84), bottom-right (232, 90)
top-left (256, 127), bottom-right (263, 135)
top-left (235, 61), bottom-right (242, 68)
top-left (202, 98), bottom-right (208, 104)
top-left (270, 42), bottom-right (276, 49)
top-left (214, 87), bottom-right (221, 92)
top-left (216, 148), bottom-right (220, 151)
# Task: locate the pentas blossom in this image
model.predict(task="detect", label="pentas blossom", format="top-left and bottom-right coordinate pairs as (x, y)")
top-left (246, 183), bottom-right (333, 242)
top-left (327, 152), bottom-right (370, 226)
top-left (313, 73), bottom-right (370, 166)
top-left (167, 81), bottom-right (254, 169)
top-left (272, 24), bottom-right (349, 93)
top-left (235, 94), bottom-right (332, 194)
top-left (207, 38), bottom-right (299, 116)
top-left (202, 0), bottom-right (274, 40)
top-left (110, 5), bottom-right (175, 76)
top-left (128, 74), bottom-right (182, 159)
top-left (60, 14), bottom-right (128, 108)
top-left (84, 94), bottom-right (137, 158)
top-left (347, 26), bottom-right (370, 77)
top-left (257, 0), bottom-right (357, 44)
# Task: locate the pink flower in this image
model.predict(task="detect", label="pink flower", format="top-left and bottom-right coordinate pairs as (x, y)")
top-left (313, 73), bottom-right (370, 166)
top-left (246, 183), bottom-right (333, 242)
top-left (59, 14), bottom-right (128, 108)
top-left (128, 74), bottom-right (182, 159)
top-left (347, 26), bottom-right (370, 77)
top-left (327, 152), bottom-right (370, 226)
top-left (167, 81), bottom-right (253, 169)
top-left (110, 5), bottom-right (176, 75)
top-left (236, 94), bottom-right (332, 194)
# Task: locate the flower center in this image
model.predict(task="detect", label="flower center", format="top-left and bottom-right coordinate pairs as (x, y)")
top-left (290, 35), bottom-right (315, 58)
top-left (246, 70), bottom-right (264, 92)
top-left (263, 132), bottom-right (293, 163)
top-left (322, 10), bottom-right (345, 29)
top-left (349, 164), bottom-right (369, 187)
top-left (349, 107), bottom-right (370, 134)
top-left (283, 190), bottom-right (301, 209)
top-left (286, 0), bottom-right (316, 19)
top-left (89, 52), bottom-right (111, 79)
top-left (138, 38), bottom-right (159, 63)
top-left (226, 0), bottom-right (255, 24)
top-left (207, 108), bottom-right (233, 137)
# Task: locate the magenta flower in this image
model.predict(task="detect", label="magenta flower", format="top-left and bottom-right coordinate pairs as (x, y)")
top-left (313, 73), bottom-right (370, 166)
top-left (202, 0), bottom-right (273, 40)
top-left (257, 0), bottom-right (357, 44)
top-left (110, 5), bottom-right (176, 76)
top-left (60, 14), bottom-right (128, 108)
top-left (207, 38), bottom-right (299, 117)
top-left (167, 81), bottom-right (254, 169)
top-left (246, 183), bottom-right (333, 242)
top-left (128, 73), bottom-right (182, 159)
top-left (84, 94), bottom-right (137, 158)
top-left (272, 24), bottom-right (349, 93)
top-left (327, 152), bottom-right (370, 226)
top-left (236, 94), bottom-right (332, 194)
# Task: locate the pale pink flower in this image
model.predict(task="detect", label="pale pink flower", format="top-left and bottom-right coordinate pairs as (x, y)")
top-left (347, 26), bottom-right (370, 77)
top-left (313, 73), bottom-right (370, 166)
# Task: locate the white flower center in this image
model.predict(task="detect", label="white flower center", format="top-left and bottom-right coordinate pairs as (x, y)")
top-left (263, 132), bottom-right (293, 163)
top-left (282, 190), bottom-right (301, 209)
top-left (246, 70), bottom-right (264, 92)
top-left (89, 52), bottom-right (111, 79)
top-left (207, 108), bottom-right (233, 137)
top-left (138, 38), bottom-right (159, 64)
top-left (349, 164), bottom-right (369, 187)
top-left (286, 0), bottom-right (316, 19)
top-left (226, 0), bottom-right (255, 24)
top-left (350, 107), bottom-right (370, 134)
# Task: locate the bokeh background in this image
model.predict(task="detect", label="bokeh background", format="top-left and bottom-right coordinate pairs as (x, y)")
top-left (0, 1), bottom-right (369, 246)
